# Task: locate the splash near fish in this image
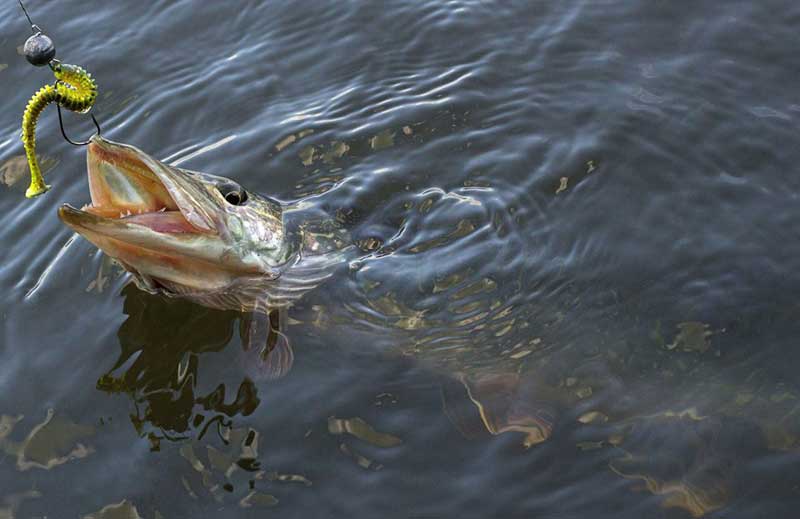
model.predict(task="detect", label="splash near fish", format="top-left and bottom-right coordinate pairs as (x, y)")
top-left (17, 0), bottom-right (99, 198)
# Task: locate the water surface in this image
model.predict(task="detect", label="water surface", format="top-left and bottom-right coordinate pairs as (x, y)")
top-left (2, 1), bottom-right (800, 517)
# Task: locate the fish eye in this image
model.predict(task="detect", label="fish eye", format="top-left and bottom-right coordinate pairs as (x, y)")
top-left (218, 182), bottom-right (248, 205)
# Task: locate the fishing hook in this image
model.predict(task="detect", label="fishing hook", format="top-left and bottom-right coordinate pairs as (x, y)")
top-left (49, 58), bottom-right (101, 146)
top-left (56, 94), bottom-right (102, 146)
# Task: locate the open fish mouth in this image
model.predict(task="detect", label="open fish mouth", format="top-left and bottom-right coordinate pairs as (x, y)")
top-left (57, 135), bottom-right (333, 302)
top-left (58, 135), bottom-right (217, 240)
top-left (57, 135), bottom-right (259, 292)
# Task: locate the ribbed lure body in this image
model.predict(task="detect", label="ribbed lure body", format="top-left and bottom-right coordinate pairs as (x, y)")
top-left (22, 63), bottom-right (97, 197)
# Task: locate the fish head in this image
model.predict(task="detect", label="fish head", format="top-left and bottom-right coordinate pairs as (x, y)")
top-left (59, 136), bottom-right (289, 296)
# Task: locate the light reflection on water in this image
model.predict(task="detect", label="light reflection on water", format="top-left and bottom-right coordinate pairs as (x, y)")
top-left (2, 0), bottom-right (800, 517)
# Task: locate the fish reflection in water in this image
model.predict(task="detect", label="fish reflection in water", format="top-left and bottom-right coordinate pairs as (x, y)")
top-left (94, 284), bottom-right (289, 508)
top-left (96, 284), bottom-right (259, 449)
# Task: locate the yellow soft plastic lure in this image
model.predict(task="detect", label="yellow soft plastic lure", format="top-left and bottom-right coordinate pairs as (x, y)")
top-left (22, 62), bottom-right (97, 198)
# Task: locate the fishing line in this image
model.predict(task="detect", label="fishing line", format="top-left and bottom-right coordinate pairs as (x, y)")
top-left (17, 0), bottom-right (35, 30)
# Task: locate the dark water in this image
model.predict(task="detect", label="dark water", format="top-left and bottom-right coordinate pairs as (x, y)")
top-left (2, 0), bottom-right (800, 517)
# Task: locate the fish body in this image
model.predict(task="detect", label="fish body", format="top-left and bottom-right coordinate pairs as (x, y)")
top-left (60, 136), bottom-right (349, 378)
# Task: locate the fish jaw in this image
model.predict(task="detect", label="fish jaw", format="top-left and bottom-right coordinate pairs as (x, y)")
top-left (58, 136), bottom-right (280, 292)
top-left (59, 204), bottom-right (247, 290)
top-left (83, 136), bottom-right (217, 231)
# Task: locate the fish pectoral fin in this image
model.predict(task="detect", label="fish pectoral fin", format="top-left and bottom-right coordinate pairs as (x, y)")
top-left (239, 308), bottom-right (294, 380)
top-left (260, 328), bottom-right (294, 380)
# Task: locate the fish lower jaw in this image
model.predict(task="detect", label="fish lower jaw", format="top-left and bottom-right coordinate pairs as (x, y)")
top-left (68, 203), bottom-right (199, 234)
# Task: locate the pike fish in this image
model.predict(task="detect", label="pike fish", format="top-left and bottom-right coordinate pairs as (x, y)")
top-left (59, 135), bottom-right (348, 377)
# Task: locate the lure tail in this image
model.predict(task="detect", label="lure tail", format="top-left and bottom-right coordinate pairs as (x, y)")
top-left (22, 62), bottom-right (97, 198)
